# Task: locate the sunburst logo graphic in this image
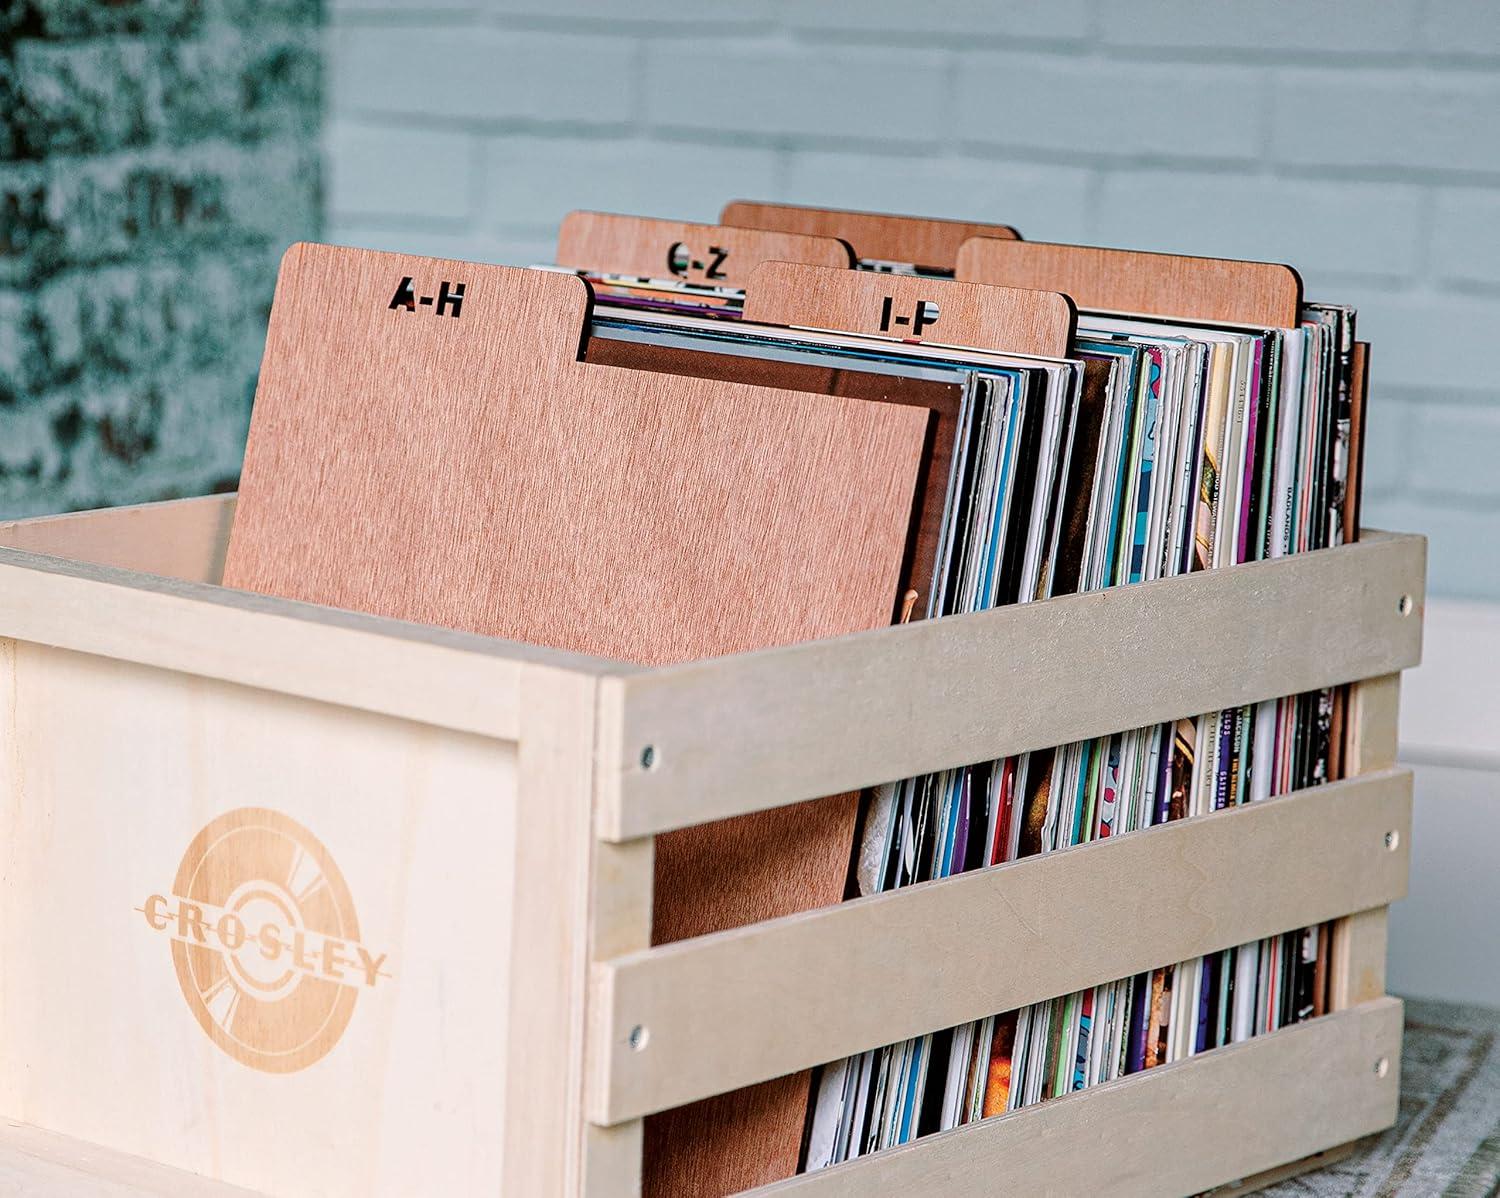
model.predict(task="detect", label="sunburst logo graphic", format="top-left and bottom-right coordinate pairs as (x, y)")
top-left (140, 808), bottom-right (389, 1073)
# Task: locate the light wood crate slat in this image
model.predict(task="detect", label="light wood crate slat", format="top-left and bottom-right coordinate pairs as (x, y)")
top-left (742, 997), bottom-right (1403, 1198)
top-left (589, 768), bottom-right (1411, 1124)
top-left (600, 531), bottom-right (1426, 841)
top-left (0, 540), bottom-right (627, 743)
top-left (0, 1119), bottom-right (263, 1196)
top-left (0, 494), bottom-right (237, 584)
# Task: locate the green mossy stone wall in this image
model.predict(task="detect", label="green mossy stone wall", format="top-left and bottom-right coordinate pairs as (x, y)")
top-left (1, 0), bottom-right (321, 517)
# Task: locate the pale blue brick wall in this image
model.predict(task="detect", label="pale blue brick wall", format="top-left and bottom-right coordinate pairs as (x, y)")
top-left (319, 0), bottom-right (1495, 600)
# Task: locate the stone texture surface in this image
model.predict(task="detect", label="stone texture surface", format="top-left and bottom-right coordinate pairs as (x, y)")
top-left (0, 0), bottom-right (321, 519)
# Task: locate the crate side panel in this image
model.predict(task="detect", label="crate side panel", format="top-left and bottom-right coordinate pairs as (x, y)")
top-left (746, 998), bottom-right (1402, 1197)
top-left (0, 643), bottom-right (524, 1197)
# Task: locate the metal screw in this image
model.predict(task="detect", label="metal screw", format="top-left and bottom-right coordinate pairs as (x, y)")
top-left (1398, 594), bottom-right (1413, 616)
top-left (640, 745), bottom-right (657, 770)
top-left (629, 1025), bottom-right (649, 1052)
top-left (1375, 1056), bottom-right (1389, 1078)
top-left (1385, 829), bottom-right (1400, 851)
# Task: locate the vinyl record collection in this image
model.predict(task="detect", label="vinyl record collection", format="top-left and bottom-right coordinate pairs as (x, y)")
top-left (223, 203), bottom-right (1375, 1196)
top-left (547, 206), bottom-right (1369, 1184)
top-left (808, 276), bottom-right (1360, 1171)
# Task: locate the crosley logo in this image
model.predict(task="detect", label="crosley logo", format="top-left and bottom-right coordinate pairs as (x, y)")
top-left (389, 275), bottom-right (466, 318)
top-left (878, 295), bottom-right (940, 337)
top-left (665, 241), bottom-right (729, 281)
top-left (139, 808), bottom-right (389, 1073)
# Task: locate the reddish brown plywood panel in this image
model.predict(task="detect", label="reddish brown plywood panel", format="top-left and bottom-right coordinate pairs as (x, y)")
top-left (555, 211), bottom-right (853, 287)
top-left (722, 200), bottom-right (1020, 270)
top-left (581, 335), bottom-right (961, 620)
top-left (223, 243), bottom-right (930, 1198)
top-left (957, 237), bottom-right (1303, 328)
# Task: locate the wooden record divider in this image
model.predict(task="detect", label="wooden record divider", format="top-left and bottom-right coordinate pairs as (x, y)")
top-left (740, 262), bottom-right (1075, 358)
top-left (954, 235), bottom-right (1304, 329)
top-left (0, 245), bottom-right (1423, 1197)
top-left (720, 200), bottom-right (1021, 272)
top-left (555, 211), bottom-right (855, 288)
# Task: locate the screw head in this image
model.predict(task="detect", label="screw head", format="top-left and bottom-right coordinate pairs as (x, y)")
top-left (629, 1025), bottom-right (649, 1052)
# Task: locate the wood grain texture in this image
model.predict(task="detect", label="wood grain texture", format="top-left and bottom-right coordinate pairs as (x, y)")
top-left (222, 243), bottom-right (932, 1198)
top-left (721, 201), bottom-right (1019, 270)
top-left (1206, 1144), bottom-right (1357, 1197)
top-left (225, 245), bottom-right (927, 664)
top-left (0, 540), bottom-right (618, 742)
top-left (956, 236), bottom-right (1304, 328)
top-left (1332, 673), bottom-right (1405, 1013)
top-left (510, 666), bottom-right (600, 1197)
top-left (590, 768), bottom-right (1411, 1123)
top-left (0, 642), bottom-right (522, 1195)
top-left (556, 212), bottom-right (853, 285)
top-left (581, 335), bottom-right (962, 617)
top-left (0, 1120), bottom-right (264, 1197)
top-left (740, 262), bottom-right (1075, 356)
top-left (600, 531), bottom-right (1427, 841)
top-left (744, 998), bottom-right (1403, 1198)
top-left (0, 495), bottom-right (235, 584)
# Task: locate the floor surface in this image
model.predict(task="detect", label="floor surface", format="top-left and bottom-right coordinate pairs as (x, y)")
top-left (1262, 999), bottom-right (1499, 1196)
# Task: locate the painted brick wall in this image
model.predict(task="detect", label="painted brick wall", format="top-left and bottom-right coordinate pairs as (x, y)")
top-left (0, 0), bottom-right (322, 519)
top-left (332, 1), bottom-right (1491, 599)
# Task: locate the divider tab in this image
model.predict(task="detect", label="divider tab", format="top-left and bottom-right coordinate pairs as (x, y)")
top-left (956, 236), bottom-right (1303, 327)
top-left (721, 200), bottom-right (1020, 271)
top-left (741, 262), bottom-right (1074, 358)
top-left (555, 211), bottom-right (853, 288)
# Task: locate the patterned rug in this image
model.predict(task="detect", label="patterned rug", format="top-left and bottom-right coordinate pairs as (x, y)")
top-left (1263, 999), bottom-right (1500, 1196)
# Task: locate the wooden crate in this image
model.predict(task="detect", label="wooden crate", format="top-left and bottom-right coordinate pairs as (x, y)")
top-left (0, 495), bottom-right (1424, 1197)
